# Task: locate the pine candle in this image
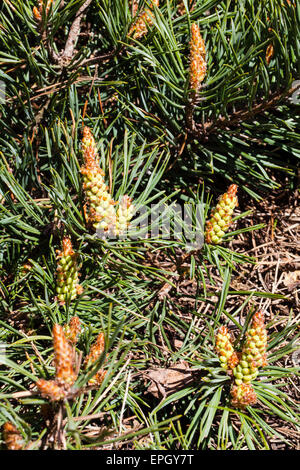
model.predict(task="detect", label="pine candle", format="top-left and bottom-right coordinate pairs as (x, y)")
top-left (55, 237), bottom-right (82, 304)
top-left (205, 184), bottom-right (238, 244)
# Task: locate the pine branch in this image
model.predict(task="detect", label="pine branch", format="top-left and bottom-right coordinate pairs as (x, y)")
top-left (191, 82), bottom-right (300, 139)
top-left (61, 0), bottom-right (93, 65)
top-left (37, 0), bottom-right (94, 66)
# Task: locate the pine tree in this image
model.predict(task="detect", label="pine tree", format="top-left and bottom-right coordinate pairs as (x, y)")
top-left (0, 0), bottom-right (299, 451)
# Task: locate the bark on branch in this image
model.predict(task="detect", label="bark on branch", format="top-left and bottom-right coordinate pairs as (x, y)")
top-left (60, 0), bottom-right (93, 65)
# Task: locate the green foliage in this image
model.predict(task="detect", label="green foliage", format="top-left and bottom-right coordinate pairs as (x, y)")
top-left (0, 0), bottom-right (299, 195)
top-left (0, 0), bottom-right (299, 450)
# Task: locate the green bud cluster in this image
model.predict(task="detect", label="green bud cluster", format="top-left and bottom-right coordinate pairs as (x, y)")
top-left (232, 311), bottom-right (267, 386)
top-left (55, 237), bottom-right (82, 304)
top-left (81, 127), bottom-right (135, 236)
top-left (205, 184), bottom-right (238, 244)
top-left (82, 169), bottom-right (117, 232)
top-left (216, 312), bottom-right (268, 409)
top-left (215, 326), bottom-right (239, 371)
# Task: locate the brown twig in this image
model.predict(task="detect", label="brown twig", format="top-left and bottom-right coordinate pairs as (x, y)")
top-left (3, 0), bottom-right (16, 12)
top-left (7, 75), bottom-right (104, 106)
top-left (34, 0), bottom-right (93, 67)
top-left (79, 50), bottom-right (118, 67)
top-left (60, 0), bottom-right (93, 65)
